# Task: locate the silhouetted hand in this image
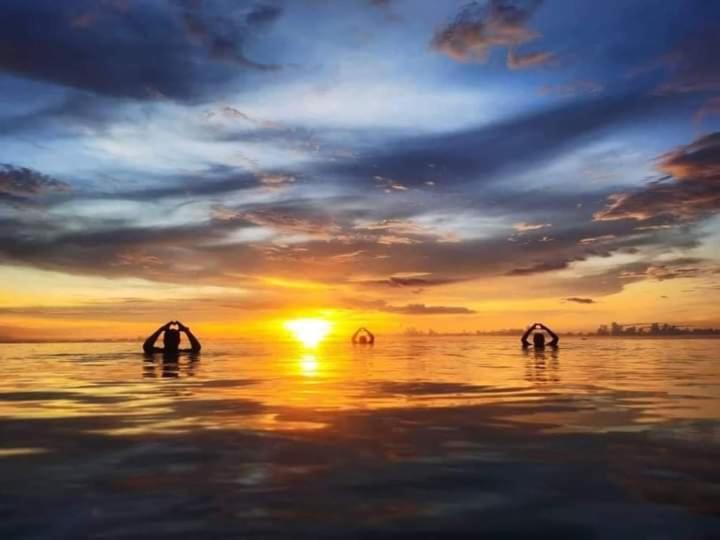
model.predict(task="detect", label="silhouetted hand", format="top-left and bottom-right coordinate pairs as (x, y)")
top-left (176, 321), bottom-right (189, 332)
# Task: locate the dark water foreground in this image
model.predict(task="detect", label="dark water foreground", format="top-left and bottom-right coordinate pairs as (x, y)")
top-left (1, 338), bottom-right (719, 539)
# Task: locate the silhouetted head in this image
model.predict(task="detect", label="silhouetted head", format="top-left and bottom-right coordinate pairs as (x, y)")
top-left (163, 329), bottom-right (180, 352)
top-left (533, 332), bottom-right (545, 348)
top-left (358, 335), bottom-right (368, 344)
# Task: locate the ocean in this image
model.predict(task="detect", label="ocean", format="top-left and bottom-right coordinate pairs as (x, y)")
top-left (1, 337), bottom-right (719, 538)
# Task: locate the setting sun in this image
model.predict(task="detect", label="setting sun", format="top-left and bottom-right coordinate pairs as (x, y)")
top-left (284, 318), bottom-right (333, 348)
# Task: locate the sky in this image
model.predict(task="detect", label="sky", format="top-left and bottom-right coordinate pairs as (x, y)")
top-left (1, 0), bottom-right (719, 340)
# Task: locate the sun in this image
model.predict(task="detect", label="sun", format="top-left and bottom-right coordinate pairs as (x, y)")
top-left (284, 318), bottom-right (333, 348)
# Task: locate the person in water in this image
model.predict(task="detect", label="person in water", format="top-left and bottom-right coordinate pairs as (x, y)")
top-left (143, 321), bottom-right (202, 355)
top-left (352, 327), bottom-right (375, 345)
top-left (521, 322), bottom-right (559, 349)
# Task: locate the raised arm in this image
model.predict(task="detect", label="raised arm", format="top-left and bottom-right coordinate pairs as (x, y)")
top-left (541, 324), bottom-right (559, 347)
top-left (364, 327), bottom-right (375, 344)
top-left (520, 324), bottom-right (535, 347)
top-left (351, 328), bottom-right (362, 344)
top-left (144, 322), bottom-right (170, 353)
top-left (178, 322), bottom-right (202, 353)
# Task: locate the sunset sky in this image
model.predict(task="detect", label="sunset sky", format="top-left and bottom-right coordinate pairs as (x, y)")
top-left (1, 0), bottom-right (719, 339)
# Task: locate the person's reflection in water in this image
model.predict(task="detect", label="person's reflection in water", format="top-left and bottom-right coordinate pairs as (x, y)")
top-left (352, 327), bottom-right (375, 345)
top-left (143, 320), bottom-right (202, 358)
top-left (143, 354), bottom-right (199, 379)
top-left (523, 346), bottom-right (559, 384)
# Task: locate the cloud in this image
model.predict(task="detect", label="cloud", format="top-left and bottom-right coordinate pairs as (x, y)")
top-left (507, 48), bottom-right (554, 70)
top-left (694, 97), bottom-right (720, 125)
top-left (374, 176), bottom-right (410, 192)
top-left (513, 222), bottom-right (550, 232)
top-left (206, 106), bottom-right (284, 129)
top-left (215, 203), bottom-right (342, 239)
top-left (506, 260), bottom-right (569, 276)
top-left (353, 219), bottom-right (458, 244)
top-left (539, 80), bottom-right (604, 97)
top-left (432, 0), bottom-right (552, 69)
top-left (0, 93), bottom-right (122, 137)
top-left (656, 29), bottom-right (720, 94)
top-left (385, 303), bottom-right (476, 315)
top-left (82, 168), bottom-right (262, 201)
top-left (578, 235), bottom-right (616, 245)
top-left (0, 0), bottom-right (281, 100)
top-left (0, 188), bottom-right (705, 298)
top-left (564, 297), bottom-right (596, 304)
top-left (245, 4), bottom-right (283, 27)
top-left (321, 92), bottom-right (684, 190)
top-left (594, 133), bottom-right (720, 222)
top-left (659, 133), bottom-right (720, 180)
top-left (258, 174), bottom-right (296, 190)
top-left (358, 275), bottom-right (461, 288)
top-left (0, 165), bottom-right (70, 200)
top-left (349, 298), bottom-right (476, 315)
top-left (617, 258), bottom-right (710, 282)
top-left (178, 0), bottom-right (281, 71)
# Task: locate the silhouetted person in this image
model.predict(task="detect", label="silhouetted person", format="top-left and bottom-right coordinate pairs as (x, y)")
top-left (352, 327), bottom-right (375, 345)
top-left (521, 323), bottom-right (559, 349)
top-left (143, 321), bottom-right (201, 355)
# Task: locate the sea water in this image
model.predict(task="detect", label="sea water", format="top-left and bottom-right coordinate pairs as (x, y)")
top-left (1, 337), bottom-right (719, 538)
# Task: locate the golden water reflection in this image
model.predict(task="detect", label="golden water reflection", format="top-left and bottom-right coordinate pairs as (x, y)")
top-left (1, 337), bottom-right (719, 432)
top-left (298, 354), bottom-right (319, 377)
top-left (2, 338), bottom-right (720, 535)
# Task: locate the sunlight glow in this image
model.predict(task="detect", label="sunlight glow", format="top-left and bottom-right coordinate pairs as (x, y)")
top-left (299, 354), bottom-right (319, 376)
top-left (284, 318), bottom-right (332, 348)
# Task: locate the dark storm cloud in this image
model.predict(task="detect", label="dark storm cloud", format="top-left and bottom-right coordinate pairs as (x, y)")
top-left (432, 0), bottom-right (552, 68)
top-left (0, 0), bottom-right (282, 101)
top-left (320, 93), bottom-right (685, 189)
top-left (595, 132), bottom-right (720, 222)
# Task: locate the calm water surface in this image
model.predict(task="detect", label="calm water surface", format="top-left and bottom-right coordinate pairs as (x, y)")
top-left (1, 337), bottom-right (719, 538)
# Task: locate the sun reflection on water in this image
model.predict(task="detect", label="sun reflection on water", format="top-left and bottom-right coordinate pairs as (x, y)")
top-left (299, 354), bottom-right (319, 377)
